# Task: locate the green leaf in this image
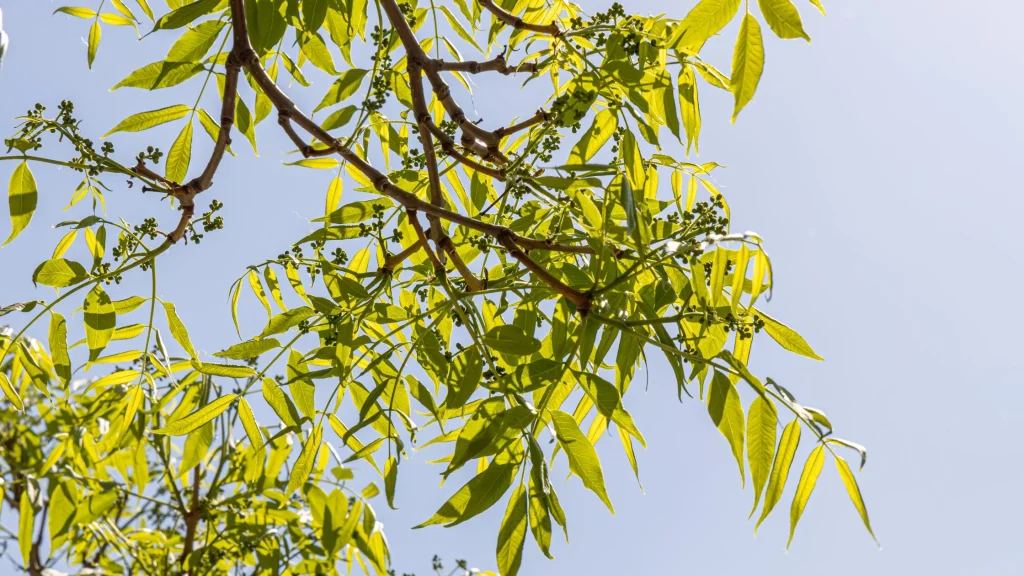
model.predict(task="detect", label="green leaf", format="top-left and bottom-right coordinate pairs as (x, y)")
top-left (163, 302), bottom-right (196, 359)
top-left (482, 325), bottom-right (542, 356)
top-left (438, 5), bottom-right (482, 51)
top-left (32, 259), bottom-right (88, 288)
top-left (18, 490), bottom-right (33, 568)
top-left (730, 13), bottom-right (765, 122)
top-left (758, 0), bottom-right (810, 41)
top-left (746, 395), bottom-right (777, 516)
top-left (835, 455), bottom-right (878, 545)
top-left (675, 0), bottom-right (741, 48)
top-left (238, 398), bottom-right (266, 482)
top-left (214, 338), bottom-right (281, 360)
top-left (49, 312), bottom-right (72, 387)
top-left (756, 309), bottom-right (823, 360)
top-left (496, 484), bottom-right (528, 576)
top-left (708, 370), bottom-right (745, 486)
top-left (550, 410), bottom-right (613, 513)
top-left (621, 128), bottom-right (645, 191)
top-left (314, 198), bottom-right (394, 224)
top-left (568, 109), bottom-right (618, 165)
top-left (192, 360), bottom-right (256, 379)
top-left (322, 105), bottom-right (358, 132)
top-left (48, 478), bottom-right (78, 541)
top-left (113, 60), bottom-right (203, 90)
top-left (300, 32), bottom-right (339, 75)
top-left (165, 119), bottom-right (193, 184)
top-left (84, 285), bottom-right (115, 362)
top-left (263, 377), bottom-right (301, 427)
top-left (286, 424), bottom-right (323, 496)
top-left (154, 0), bottom-right (221, 30)
top-left (788, 444), bottom-right (825, 548)
top-left (4, 161), bottom-right (38, 246)
top-left (313, 69), bottom-right (368, 113)
top-left (87, 21), bottom-right (101, 68)
top-left (527, 468), bottom-right (554, 558)
top-left (152, 394), bottom-right (237, 436)
top-left (112, 295), bottom-right (146, 314)
top-left (302, 0), bottom-right (329, 32)
top-left (384, 456), bottom-right (398, 509)
top-left (415, 461), bottom-right (517, 528)
top-left (104, 104), bottom-right (191, 137)
top-left (167, 19), bottom-right (225, 62)
top-left (575, 372), bottom-right (645, 447)
top-left (285, 158), bottom-right (340, 170)
top-left (259, 306), bottom-right (315, 338)
top-left (0, 373), bottom-right (23, 411)
top-left (54, 7), bottom-right (97, 18)
top-left (678, 65), bottom-right (701, 155)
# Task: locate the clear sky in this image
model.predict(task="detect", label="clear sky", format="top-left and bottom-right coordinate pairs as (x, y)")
top-left (1, 1), bottom-right (1022, 574)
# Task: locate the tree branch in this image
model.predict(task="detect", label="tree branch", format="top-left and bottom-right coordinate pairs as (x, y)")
top-left (430, 53), bottom-right (539, 76)
top-left (478, 0), bottom-right (562, 36)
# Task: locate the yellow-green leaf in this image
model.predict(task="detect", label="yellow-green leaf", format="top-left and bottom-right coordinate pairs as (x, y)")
top-left (747, 395), bottom-right (777, 516)
top-left (165, 120), bottom-right (193, 184)
top-left (496, 484), bottom-right (528, 576)
top-left (550, 410), bottom-right (613, 513)
top-left (758, 0), bottom-right (810, 41)
top-left (52, 229), bottom-right (78, 259)
top-left (248, 270), bottom-right (272, 320)
top-left (152, 394), bottom-right (237, 436)
top-left (238, 398), bottom-right (266, 482)
top-left (788, 444), bottom-right (825, 548)
top-left (285, 424), bottom-right (322, 496)
top-left (166, 19), bottom-right (225, 62)
top-left (4, 161), bottom-right (38, 246)
top-left (415, 460), bottom-right (518, 528)
top-left (18, 490), bottom-right (33, 568)
top-left (708, 370), bottom-right (745, 486)
top-left (384, 455), bottom-right (398, 510)
top-left (87, 21), bottom-right (101, 68)
top-left (756, 419), bottom-right (801, 533)
top-left (49, 313), bottom-right (72, 386)
top-left (0, 373), bottom-right (23, 411)
top-left (835, 455), bottom-right (878, 545)
top-left (730, 13), bottom-right (765, 122)
top-left (678, 65), bottom-right (701, 155)
top-left (214, 338), bottom-right (280, 360)
top-left (162, 302), bottom-right (196, 359)
top-left (54, 7), bottom-right (97, 18)
top-left (568, 109), bottom-right (618, 165)
top-left (675, 0), bottom-right (741, 48)
top-left (113, 60), bottom-right (203, 90)
top-left (104, 104), bottom-right (191, 137)
top-left (321, 178), bottom-right (343, 221)
top-left (191, 360), bottom-right (256, 379)
top-left (84, 285), bottom-right (115, 362)
top-left (756, 309), bottom-right (823, 360)
top-left (314, 69), bottom-right (368, 113)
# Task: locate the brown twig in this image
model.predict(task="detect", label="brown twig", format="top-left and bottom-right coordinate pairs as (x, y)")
top-left (494, 109), bottom-right (549, 139)
top-left (218, 0), bottom-right (591, 308)
top-left (430, 54), bottom-right (539, 76)
top-left (381, 239), bottom-right (423, 272)
top-left (180, 466), bottom-right (201, 573)
top-left (438, 235), bottom-right (485, 291)
top-left (478, 0), bottom-right (562, 36)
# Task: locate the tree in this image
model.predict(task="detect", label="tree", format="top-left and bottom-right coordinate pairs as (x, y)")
top-left (0, 0), bottom-right (875, 574)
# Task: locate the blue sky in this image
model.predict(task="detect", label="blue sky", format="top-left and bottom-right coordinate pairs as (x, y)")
top-left (1, 0), bottom-right (1023, 574)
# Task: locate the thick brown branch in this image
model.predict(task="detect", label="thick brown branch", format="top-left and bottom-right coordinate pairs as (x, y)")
top-left (478, 0), bottom-right (562, 36)
top-left (496, 231), bottom-right (590, 311)
top-left (430, 54), bottom-right (539, 76)
top-left (438, 235), bottom-right (485, 291)
top-left (380, 0), bottom-right (501, 151)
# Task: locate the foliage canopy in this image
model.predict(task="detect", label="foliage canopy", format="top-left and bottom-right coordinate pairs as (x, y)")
top-left (0, 0), bottom-right (874, 574)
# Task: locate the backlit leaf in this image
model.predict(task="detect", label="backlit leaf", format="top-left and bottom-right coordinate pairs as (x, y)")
top-left (152, 394), bottom-right (237, 436)
top-left (730, 13), bottom-right (765, 122)
top-left (787, 444), bottom-right (825, 548)
top-left (550, 410), bottom-right (613, 513)
top-left (4, 161), bottom-right (38, 246)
